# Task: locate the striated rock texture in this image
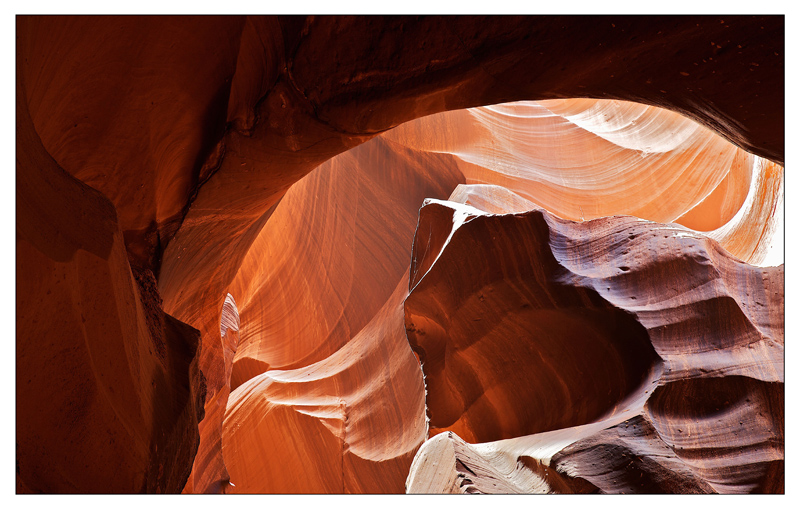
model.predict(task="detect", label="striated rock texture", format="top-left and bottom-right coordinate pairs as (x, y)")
top-left (207, 98), bottom-right (779, 493)
top-left (16, 15), bottom-right (783, 494)
top-left (195, 103), bottom-right (779, 492)
top-left (405, 197), bottom-right (783, 494)
top-left (216, 135), bottom-right (466, 492)
top-left (384, 99), bottom-right (784, 266)
top-left (222, 279), bottom-right (426, 493)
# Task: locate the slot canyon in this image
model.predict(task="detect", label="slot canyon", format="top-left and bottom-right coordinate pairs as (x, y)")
top-left (16, 15), bottom-right (784, 494)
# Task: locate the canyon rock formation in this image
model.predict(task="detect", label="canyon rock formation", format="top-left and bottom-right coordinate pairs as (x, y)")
top-left (17, 73), bottom-right (204, 494)
top-left (16, 15), bottom-right (783, 494)
top-left (405, 198), bottom-right (783, 493)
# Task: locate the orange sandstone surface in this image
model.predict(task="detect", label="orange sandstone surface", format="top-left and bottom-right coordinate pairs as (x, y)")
top-left (16, 15), bottom-right (783, 494)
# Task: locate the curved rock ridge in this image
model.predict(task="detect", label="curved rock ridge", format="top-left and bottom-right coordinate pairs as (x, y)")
top-left (406, 431), bottom-right (599, 494)
top-left (407, 375), bottom-right (782, 494)
top-left (404, 197), bottom-right (783, 493)
top-left (184, 134), bottom-right (463, 493)
top-left (222, 278), bottom-right (426, 493)
top-left (705, 157), bottom-right (784, 267)
top-left (19, 15), bottom-right (784, 259)
top-left (164, 98), bottom-right (780, 492)
top-left (383, 99), bottom-right (784, 266)
top-left (185, 97), bottom-right (782, 493)
top-left (226, 137), bottom-right (464, 384)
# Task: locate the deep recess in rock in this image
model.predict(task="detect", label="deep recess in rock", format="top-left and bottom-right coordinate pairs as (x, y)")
top-left (16, 15), bottom-right (783, 494)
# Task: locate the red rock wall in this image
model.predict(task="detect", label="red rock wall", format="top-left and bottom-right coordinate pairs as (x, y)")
top-left (16, 15), bottom-right (783, 493)
top-left (17, 73), bottom-right (204, 493)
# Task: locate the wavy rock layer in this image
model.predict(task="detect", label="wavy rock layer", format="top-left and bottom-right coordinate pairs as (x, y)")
top-left (227, 138), bottom-right (463, 380)
top-left (209, 134), bottom-right (466, 493)
top-left (203, 99), bottom-right (780, 493)
top-left (384, 99), bottom-right (783, 266)
top-left (222, 279), bottom-right (426, 493)
top-left (405, 197), bottom-right (783, 493)
top-left (177, 98), bottom-right (782, 494)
